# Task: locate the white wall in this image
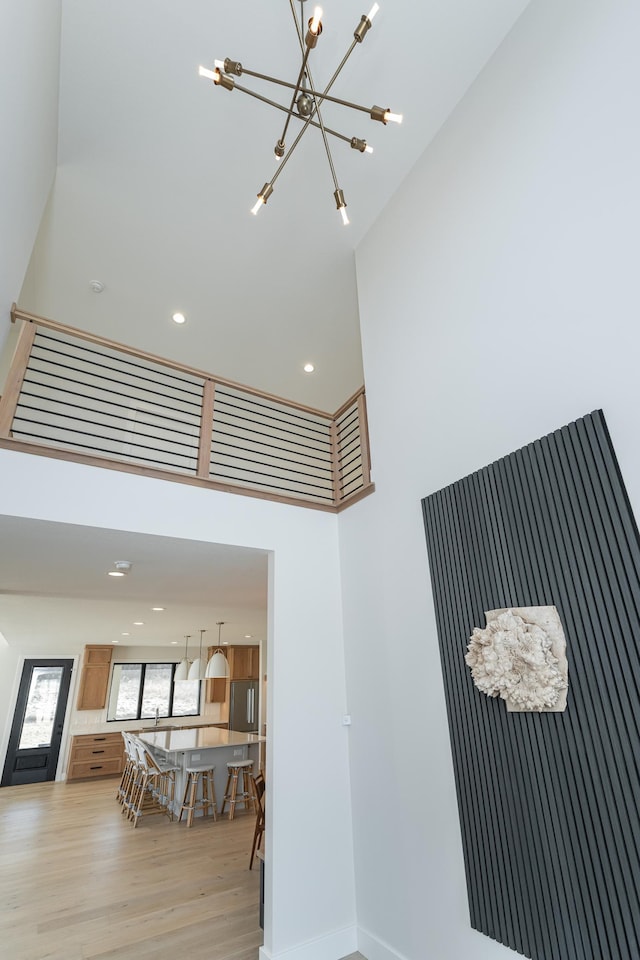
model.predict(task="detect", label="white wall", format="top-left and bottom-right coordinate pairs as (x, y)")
top-left (344, 1), bottom-right (640, 958)
top-left (0, 448), bottom-right (356, 960)
top-left (0, 1), bottom-right (60, 360)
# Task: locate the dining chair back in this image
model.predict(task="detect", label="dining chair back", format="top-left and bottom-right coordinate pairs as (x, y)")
top-left (249, 771), bottom-right (265, 869)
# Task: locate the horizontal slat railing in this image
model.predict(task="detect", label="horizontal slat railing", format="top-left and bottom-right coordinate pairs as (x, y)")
top-left (0, 308), bottom-right (374, 511)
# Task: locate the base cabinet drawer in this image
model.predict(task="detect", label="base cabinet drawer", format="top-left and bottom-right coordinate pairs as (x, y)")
top-left (67, 733), bottom-right (124, 781)
top-left (68, 757), bottom-right (123, 780)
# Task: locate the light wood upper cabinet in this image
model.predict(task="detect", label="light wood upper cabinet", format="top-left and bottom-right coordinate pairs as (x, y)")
top-left (76, 645), bottom-right (113, 710)
top-left (229, 645), bottom-right (260, 680)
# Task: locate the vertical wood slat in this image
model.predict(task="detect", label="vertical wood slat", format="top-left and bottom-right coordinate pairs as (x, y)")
top-left (329, 419), bottom-right (342, 504)
top-left (422, 409), bottom-right (640, 960)
top-left (357, 391), bottom-right (371, 486)
top-left (0, 320), bottom-right (36, 437)
top-left (197, 380), bottom-right (215, 479)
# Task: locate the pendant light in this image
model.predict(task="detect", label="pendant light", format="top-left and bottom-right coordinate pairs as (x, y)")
top-left (188, 629), bottom-right (206, 681)
top-left (174, 635), bottom-right (192, 682)
top-left (205, 622), bottom-right (230, 679)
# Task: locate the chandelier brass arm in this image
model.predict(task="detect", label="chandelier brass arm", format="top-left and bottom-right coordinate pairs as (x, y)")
top-left (225, 63), bottom-right (394, 123)
top-left (252, 23), bottom-right (365, 222)
top-left (223, 78), bottom-right (370, 150)
top-left (285, 0), bottom-right (339, 201)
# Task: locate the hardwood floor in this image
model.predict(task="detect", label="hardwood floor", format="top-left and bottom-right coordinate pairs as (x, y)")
top-left (0, 777), bottom-right (262, 960)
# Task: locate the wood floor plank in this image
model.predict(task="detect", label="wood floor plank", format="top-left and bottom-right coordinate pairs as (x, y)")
top-left (0, 778), bottom-right (262, 960)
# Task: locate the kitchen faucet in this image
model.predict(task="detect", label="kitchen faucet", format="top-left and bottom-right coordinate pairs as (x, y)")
top-left (154, 706), bottom-right (160, 726)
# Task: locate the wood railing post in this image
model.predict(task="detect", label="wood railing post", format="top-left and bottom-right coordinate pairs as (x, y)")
top-left (329, 419), bottom-right (342, 506)
top-left (356, 391), bottom-right (371, 487)
top-left (0, 319), bottom-right (36, 438)
top-left (197, 380), bottom-right (216, 479)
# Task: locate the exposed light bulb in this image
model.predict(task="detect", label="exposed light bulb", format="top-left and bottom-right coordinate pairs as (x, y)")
top-left (340, 206), bottom-right (350, 226)
top-left (384, 111), bottom-right (403, 124)
top-left (214, 59), bottom-right (225, 70)
top-left (365, 144), bottom-right (374, 154)
top-left (310, 6), bottom-right (323, 33)
top-left (251, 197), bottom-right (265, 216)
top-left (367, 3), bottom-right (380, 21)
top-left (198, 65), bottom-right (217, 81)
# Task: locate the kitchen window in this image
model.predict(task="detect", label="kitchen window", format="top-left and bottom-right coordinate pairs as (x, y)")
top-left (106, 662), bottom-right (200, 721)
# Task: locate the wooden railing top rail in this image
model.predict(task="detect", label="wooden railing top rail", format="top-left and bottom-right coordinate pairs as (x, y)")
top-left (10, 304), bottom-right (363, 422)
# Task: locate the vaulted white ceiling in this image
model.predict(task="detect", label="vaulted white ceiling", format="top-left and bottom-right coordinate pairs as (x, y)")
top-left (2, 0), bottom-right (530, 652)
top-left (19, 0), bottom-right (530, 412)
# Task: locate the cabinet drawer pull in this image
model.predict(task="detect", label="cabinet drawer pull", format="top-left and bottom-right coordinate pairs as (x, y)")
top-left (93, 737), bottom-right (106, 742)
top-left (92, 750), bottom-right (105, 754)
top-left (89, 765), bottom-right (103, 770)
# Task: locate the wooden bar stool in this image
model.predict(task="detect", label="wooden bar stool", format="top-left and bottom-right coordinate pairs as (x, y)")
top-left (178, 764), bottom-right (218, 827)
top-left (221, 759), bottom-right (254, 820)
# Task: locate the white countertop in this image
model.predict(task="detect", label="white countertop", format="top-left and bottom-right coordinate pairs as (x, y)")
top-left (69, 719), bottom-right (228, 736)
top-left (139, 726), bottom-right (265, 753)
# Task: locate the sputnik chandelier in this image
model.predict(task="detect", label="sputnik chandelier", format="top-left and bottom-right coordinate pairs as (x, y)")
top-left (198, 0), bottom-right (402, 226)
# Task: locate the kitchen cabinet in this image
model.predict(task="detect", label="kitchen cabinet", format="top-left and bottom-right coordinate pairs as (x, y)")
top-left (204, 644), bottom-right (259, 702)
top-left (229, 645), bottom-right (259, 680)
top-left (76, 645), bottom-right (113, 710)
top-left (67, 732), bottom-right (124, 781)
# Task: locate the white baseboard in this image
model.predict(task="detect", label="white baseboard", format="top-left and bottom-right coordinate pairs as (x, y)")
top-left (357, 927), bottom-right (409, 960)
top-left (258, 925), bottom-right (357, 960)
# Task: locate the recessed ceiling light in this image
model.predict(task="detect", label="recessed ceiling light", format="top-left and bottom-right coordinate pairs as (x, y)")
top-left (172, 312), bottom-right (186, 325)
top-left (171, 641), bottom-right (179, 645)
top-left (121, 632), bottom-right (130, 637)
top-left (152, 607), bottom-right (165, 612)
top-left (222, 641), bottom-right (229, 645)
top-left (112, 640), bottom-right (119, 644)
top-left (303, 363), bottom-right (315, 373)
top-left (133, 621), bottom-right (144, 626)
top-left (244, 634), bottom-right (253, 639)
top-left (108, 560), bottom-right (132, 577)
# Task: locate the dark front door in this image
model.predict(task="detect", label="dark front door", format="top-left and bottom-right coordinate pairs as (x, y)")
top-left (1, 659), bottom-right (73, 787)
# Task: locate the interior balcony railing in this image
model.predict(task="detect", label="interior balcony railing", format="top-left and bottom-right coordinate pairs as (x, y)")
top-left (0, 306), bottom-right (373, 512)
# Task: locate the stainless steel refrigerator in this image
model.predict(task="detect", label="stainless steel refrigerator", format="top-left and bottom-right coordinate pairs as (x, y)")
top-left (228, 679), bottom-right (259, 732)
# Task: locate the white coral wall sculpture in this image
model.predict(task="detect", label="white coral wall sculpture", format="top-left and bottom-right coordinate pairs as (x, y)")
top-left (466, 606), bottom-right (568, 712)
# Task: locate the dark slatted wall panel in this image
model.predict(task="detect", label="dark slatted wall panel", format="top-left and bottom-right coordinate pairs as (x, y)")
top-left (422, 410), bottom-right (640, 960)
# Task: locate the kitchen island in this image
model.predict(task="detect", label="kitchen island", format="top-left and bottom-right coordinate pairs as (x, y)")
top-left (139, 726), bottom-right (265, 819)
